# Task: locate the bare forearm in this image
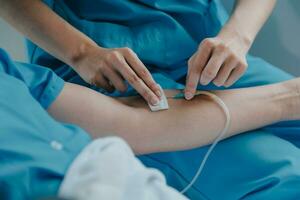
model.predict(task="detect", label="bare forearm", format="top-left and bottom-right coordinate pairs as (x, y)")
top-left (48, 80), bottom-right (297, 155)
top-left (135, 84), bottom-right (286, 154)
top-left (0, 0), bottom-right (95, 66)
top-left (219, 0), bottom-right (276, 50)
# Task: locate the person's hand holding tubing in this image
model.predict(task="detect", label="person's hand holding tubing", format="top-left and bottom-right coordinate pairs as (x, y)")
top-left (185, 0), bottom-right (277, 100)
top-left (186, 32), bottom-right (249, 90)
top-left (0, 0), bottom-right (161, 105)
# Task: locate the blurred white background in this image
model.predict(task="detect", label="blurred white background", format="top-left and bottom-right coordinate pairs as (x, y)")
top-left (0, 0), bottom-right (299, 75)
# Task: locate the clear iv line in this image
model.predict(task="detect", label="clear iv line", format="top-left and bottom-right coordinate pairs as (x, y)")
top-left (179, 91), bottom-right (231, 194)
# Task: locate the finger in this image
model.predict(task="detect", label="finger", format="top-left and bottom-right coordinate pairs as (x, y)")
top-left (200, 47), bottom-right (227, 85)
top-left (224, 65), bottom-right (246, 87)
top-left (102, 65), bottom-right (127, 92)
top-left (192, 39), bottom-right (214, 74)
top-left (92, 73), bottom-right (115, 92)
top-left (185, 54), bottom-right (200, 100)
top-left (185, 40), bottom-right (212, 99)
top-left (122, 48), bottom-right (161, 98)
top-left (213, 58), bottom-right (238, 86)
top-left (113, 56), bottom-right (160, 105)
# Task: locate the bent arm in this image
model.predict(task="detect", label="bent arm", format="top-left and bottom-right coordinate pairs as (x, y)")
top-left (48, 80), bottom-right (293, 155)
top-left (0, 0), bottom-right (95, 66)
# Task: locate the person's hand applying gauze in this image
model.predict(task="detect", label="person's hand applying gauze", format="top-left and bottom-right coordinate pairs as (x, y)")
top-left (72, 44), bottom-right (162, 105)
top-left (184, 25), bottom-right (251, 100)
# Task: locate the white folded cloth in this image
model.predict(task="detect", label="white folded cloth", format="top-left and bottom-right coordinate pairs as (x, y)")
top-left (59, 137), bottom-right (188, 200)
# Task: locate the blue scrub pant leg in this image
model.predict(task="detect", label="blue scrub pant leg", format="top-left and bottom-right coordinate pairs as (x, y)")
top-left (138, 56), bottom-right (300, 200)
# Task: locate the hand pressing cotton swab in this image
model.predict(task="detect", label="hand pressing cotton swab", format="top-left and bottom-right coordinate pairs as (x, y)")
top-left (148, 85), bottom-right (169, 112)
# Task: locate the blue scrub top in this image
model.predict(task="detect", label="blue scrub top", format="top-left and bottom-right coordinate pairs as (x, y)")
top-left (27, 0), bottom-right (228, 94)
top-left (0, 49), bottom-right (91, 199)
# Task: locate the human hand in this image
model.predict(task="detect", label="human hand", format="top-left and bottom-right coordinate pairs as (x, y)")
top-left (185, 34), bottom-right (250, 100)
top-left (72, 45), bottom-right (161, 105)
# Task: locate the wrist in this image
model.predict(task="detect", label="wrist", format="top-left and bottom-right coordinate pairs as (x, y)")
top-left (217, 19), bottom-right (253, 54)
top-left (67, 39), bottom-right (99, 69)
top-left (279, 80), bottom-right (300, 121)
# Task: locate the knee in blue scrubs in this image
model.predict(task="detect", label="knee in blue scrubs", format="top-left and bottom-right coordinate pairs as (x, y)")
top-left (139, 131), bottom-right (300, 200)
top-left (0, 49), bottom-right (91, 200)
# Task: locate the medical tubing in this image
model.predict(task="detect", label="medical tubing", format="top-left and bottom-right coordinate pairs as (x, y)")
top-left (180, 91), bottom-right (231, 194)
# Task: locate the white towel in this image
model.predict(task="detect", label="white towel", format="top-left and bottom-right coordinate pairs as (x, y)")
top-left (59, 137), bottom-right (188, 200)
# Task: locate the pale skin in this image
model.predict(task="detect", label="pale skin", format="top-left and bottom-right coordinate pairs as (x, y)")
top-left (48, 78), bottom-right (300, 155)
top-left (0, 0), bottom-right (277, 104)
top-left (185, 0), bottom-right (277, 99)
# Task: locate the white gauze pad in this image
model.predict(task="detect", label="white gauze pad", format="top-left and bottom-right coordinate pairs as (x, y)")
top-left (148, 85), bottom-right (169, 112)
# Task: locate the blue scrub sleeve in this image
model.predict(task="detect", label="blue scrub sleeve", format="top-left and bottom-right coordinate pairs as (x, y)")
top-left (0, 48), bottom-right (92, 199)
top-left (0, 48), bottom-right (64, 109)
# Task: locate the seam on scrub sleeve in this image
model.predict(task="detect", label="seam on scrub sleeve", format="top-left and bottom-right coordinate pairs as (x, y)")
top-left (39, 75), bottom-right (65, 109)
top-left (0, 48), bottom-right (65, 109)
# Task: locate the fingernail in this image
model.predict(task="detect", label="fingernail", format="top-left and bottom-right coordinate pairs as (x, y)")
top-left (185, 92), bottom-right (193, 100)
top-left (156, 89), bottom-right (162, 97)
top-left (214, 82), bottom-right (221, 87)
top-left (200, 78), bottom-right (209, 85)
top-left (151, 97), bottom-right (160, 105)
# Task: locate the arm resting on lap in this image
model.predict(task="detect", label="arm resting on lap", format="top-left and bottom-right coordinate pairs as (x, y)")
top-left (48, 82), bottom-right (289, 154)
